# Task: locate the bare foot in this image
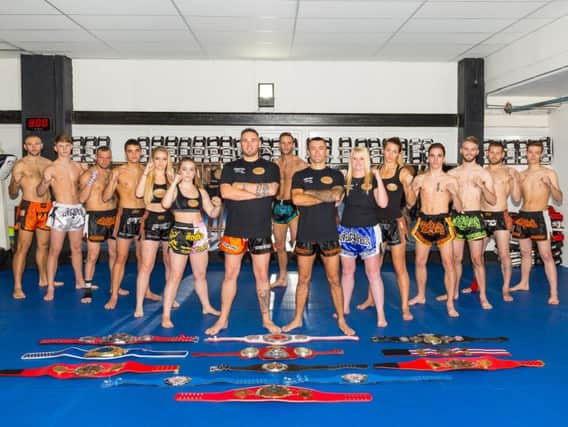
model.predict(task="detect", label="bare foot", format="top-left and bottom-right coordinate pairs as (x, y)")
top-left (205, 319), bottom-right (228, 336)
top-left (461, 286), bottom-right (476, 294)
top-left (145, 291), bottom-right (161, 302)
top-left (270, 277), bottom-right (288, 289)
top-left (481, 299), bottom-right (493, 310)
top-left (118, 288), bottom-right (130, 296)
top-left (162, 319), bottom-right (174, 328)
top-left (510, 282), bottom-right (529, 292)
top-left (436, 293), bottom-right (448, 301)
top-left (503, 292), bottom-right (513, 302)
top-left (548, 296), bottom-right (560, 305)
top-left (104, 297), bottom-right (118, 310)
top-left (356, 298), bottom-right (374, 310)
top-left (402, 309), bottom-right (413, 321)
top-left (377, 318), bottom-right (388, 328)
top-left (282, 319), bottom-right (302, 333)
top-left (263, 320), bottom-right (282, 334)
top-left (337, 319), bottom-right (356, 336)
top-left (12, 289), bottom-right (26, 299)
top-left (447, 306), bottom-right (460, 317)
top-left (54, 281), bottom-right (64, 287)
top-left (409, 295), bottom-right (426, 306)
top-left (134, 310), bottom-right (144, 318)
top-left (44, 289), bottom-right (54, 301)
top-left (203, 307), bottom-right (221, 316)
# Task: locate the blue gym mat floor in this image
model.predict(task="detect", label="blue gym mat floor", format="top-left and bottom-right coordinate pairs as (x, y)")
top-left (0, 259), bottom-right (566, 426)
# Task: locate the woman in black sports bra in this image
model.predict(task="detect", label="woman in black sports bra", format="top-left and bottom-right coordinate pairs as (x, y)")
top-left (160, 157), bottom-right (222, 328)
top-left (134, 147), bottom-right (174, 318)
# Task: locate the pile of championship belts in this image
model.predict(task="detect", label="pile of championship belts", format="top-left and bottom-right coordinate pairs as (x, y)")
top-left (0, 331), bottom-right (544, 404)
top-left (508, 206), bottom-right (564, 268)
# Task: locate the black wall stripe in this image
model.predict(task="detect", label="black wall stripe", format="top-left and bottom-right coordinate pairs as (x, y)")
top-left (2, 110), bottom-right (457, 128)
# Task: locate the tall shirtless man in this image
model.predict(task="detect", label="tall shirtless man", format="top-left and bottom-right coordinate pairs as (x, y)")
top-left (436, 136), bottom-right (496, 310)
top-left (37, 134), bottom-right (87, 301)
top-left (479, 141), bottom-right (521, 302)
top-left (271, 132), bottom-right (308, 288)
top-left (9, 135), bottom-right (53, 299)
top-left (79, 146), bottom-right (120, 303)
top-left (409, 143), bottom-right (461, 317)
top-left (104, 139), bottom-right (160, 310)
top-left (510, 140), bottom-right (562, 304)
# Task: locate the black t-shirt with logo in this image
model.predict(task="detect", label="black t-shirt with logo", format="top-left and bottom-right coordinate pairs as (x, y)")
top-left (341, 176), bottom-right (380, 227)
top-left (292, 167), bottom-right (344, 241)
top-left (221, 158), bottom-right (280, 238)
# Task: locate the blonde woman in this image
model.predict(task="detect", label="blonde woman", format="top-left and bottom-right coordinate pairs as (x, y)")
top-left (357, 137), bottom-right (417, 321)
top-left (134, 147), bottom-right (175, 318)
top-left (338, 147), bottom-right (389, 327)
top-left (160, 158), bottom-right (222, 328)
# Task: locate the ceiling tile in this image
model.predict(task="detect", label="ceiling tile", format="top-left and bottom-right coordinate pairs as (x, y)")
top-left (186, 16), bottom-right (294, 32)
top-left (296, 18), bottom-right (404, 33)
top-left (198, 31), bottom-right (291, 45)
top-left (0, 14), bottom-right (78, 30)
top-left (392, 32), bottom-right (491, 44)
top-left (93, 30), bottom-right (199, 44)
top-left (291, 45), bottom-right (379, 59)
top-left (48, 0), bottom-right (177, 15)
top-left (415, 2), bottom-right (546, 19)
top-left (525, 0), bottom-right (568, 18)
top-left (403, 18), bottom-right (515, 32)
top-left (175, 0), bottom-right (297, 17)
top-left (484, 32), bottom-right (526, 43)
top-left (457, 43), bottom-right (506, 57)
top-left (299, 1), bottom-right (422, 19)
top-left (0, 0), bottom-right (59, 14)
top-left (499, 17), bottom-right (556, 32)
top-left (379, 43), bottom-right (472, 60)
top-left (294, 32), bottom-right (391, 45)
top-left (71, 15), bottom-right (186, 30)
top-left (206, 44), bottom-right (290, 58)
top-left (0, 29), bottom-right (97, 42)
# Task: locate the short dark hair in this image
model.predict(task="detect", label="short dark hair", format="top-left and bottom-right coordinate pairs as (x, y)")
top-left (96, 146), bottom-right (111, 154)
top-left (55, 134), bottom-right (72, 144)
top-left (527, 140), bottom-right (544, 152)
top-left (24, 134), bottom-right (41, 143)
top-left (428, 142), bottom-right (446, 156)
top-left (384, 137), bottom-right (402, 152)
top-left (488, 141), bottom-right (505, 151)
top-left (240, 128), bottom-right (259, 138)
top-left (306, 136), bottom-right (327, 150)
top-left (279, 132), bottom-right (294, 142)
top-left (124, 139), bottom-right (141, 151)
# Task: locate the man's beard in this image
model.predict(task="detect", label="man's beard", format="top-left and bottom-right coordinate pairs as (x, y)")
top-left (462, 155), bottom-right (476, 163)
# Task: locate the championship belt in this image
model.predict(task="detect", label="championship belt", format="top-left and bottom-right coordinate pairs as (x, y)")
top-left (382, 348), bottom-right (511, 357)
top-left (0, 361), bottom-right (179, 379)
top-left (21, 346), bottom-right (189, 360)
top-left (370, 333), bottom-right (508, 345)
top-left (192, 346), bottom-right (343, 361)
top-left (103, 371), bottom-right (452, 388)
top-left (374, 356), bottom-right (544, 372)
top-left (205, 334), bottom-right (359, 345)
top-left (39, 333), bottom-right (199, 346)
top-left (174, 384), bottom-right (372, 403)
top-left (210, 362), bottom-right (367, 373)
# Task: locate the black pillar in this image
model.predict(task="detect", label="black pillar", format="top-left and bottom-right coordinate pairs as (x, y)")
top-left (457, 58), bottom-right (484, 164)
top-left (20, 54), bottom-right (73, 159)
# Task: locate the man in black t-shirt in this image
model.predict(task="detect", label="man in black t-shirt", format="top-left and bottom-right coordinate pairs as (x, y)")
top-left (282, 137), bottom-right (355, 336)
top-left (205, 128), bottom-right (281, 336)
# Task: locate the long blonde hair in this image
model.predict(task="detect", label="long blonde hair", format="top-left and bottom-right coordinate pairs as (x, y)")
top-left (144, 147), bottom-right (174, 204)
top-left (178, 157), bottom-right (204, 190)
top-left (345, 146), bottom-right (372, 196)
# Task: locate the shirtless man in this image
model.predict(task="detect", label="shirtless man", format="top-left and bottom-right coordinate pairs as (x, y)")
top-left (103, 139), bottom-right (160, 310)
top-left (436, 136), bottom-right (496, 310)
top-left (510, 140), bottom-right (562, 304)
top-left (9, 135), bottom-right (53, 299)
top-left (271, 132), bottom-right (308, 288)
top-left (408, 143), bottom-right (461, 318)
top-left (37, 134), bottom-right (88, 301)
top-left (282, 137), bottom-right (355, 336)
top-left (478, 141), bottom-right (521, 302)
top-left (79, 146), bottom-right (120, 303)
top-left (205, 128), bottom-right (281, 335)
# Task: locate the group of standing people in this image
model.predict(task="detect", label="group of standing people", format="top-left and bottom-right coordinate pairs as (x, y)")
top-left (8, 129), bottom-right (562, 336)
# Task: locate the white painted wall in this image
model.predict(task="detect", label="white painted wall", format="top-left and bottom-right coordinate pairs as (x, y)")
top-left (73, 59), bottom-right (457, 114)
top-left (549, 104), bottom-right (568, 266)
top-left (0, 58), bottom-right (21, 110)
top-left (486, 16), bottom-right (568, 94)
